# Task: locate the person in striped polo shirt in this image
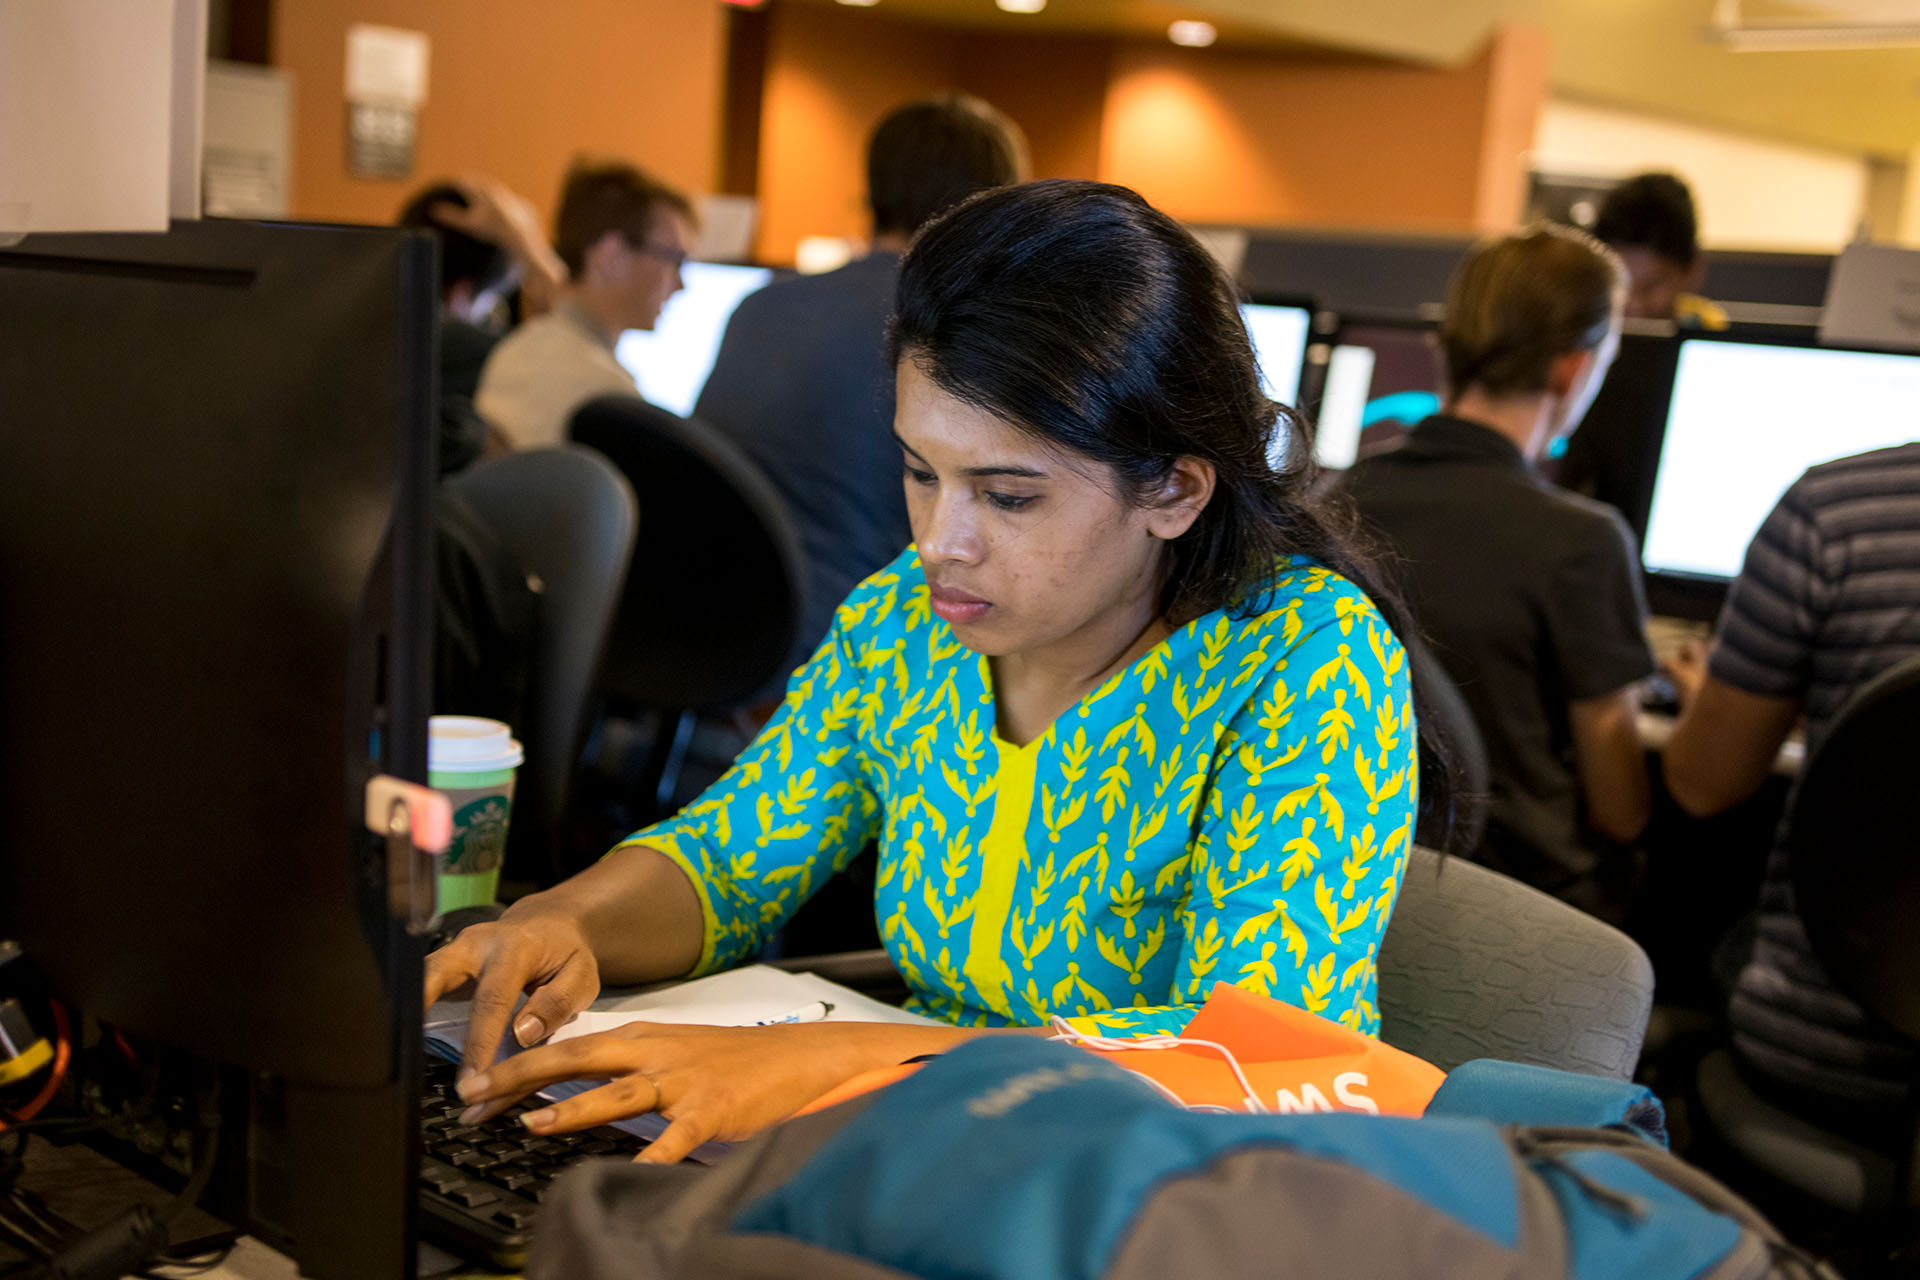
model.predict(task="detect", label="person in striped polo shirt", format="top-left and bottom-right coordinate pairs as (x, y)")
top-left (1664, 442), bottom-right (1920, 1141)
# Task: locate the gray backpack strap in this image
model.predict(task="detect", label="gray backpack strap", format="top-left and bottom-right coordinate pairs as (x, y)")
top-left (1514, 1129), bottom-right (1839, 1280)
top-left (527, 1096), bottom-right (908, 1280)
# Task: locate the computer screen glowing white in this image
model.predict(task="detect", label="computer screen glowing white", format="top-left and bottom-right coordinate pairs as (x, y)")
top-left (1242, 303), bottom-right (1310, 407)
top-left (1310, 344), bottom-right (1376, 470)
top-left (1242, 303), bottom-right (1311, 470)
top-left (615, 262), bottom-right (774, 417)
top-left (1642, 339), bottom-right (1920, 580)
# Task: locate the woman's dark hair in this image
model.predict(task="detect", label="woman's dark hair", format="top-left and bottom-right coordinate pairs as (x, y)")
top-left (889, 179), bottom-right (1466, 849)
top-left (1439, 222), bottom-right (1623, 399)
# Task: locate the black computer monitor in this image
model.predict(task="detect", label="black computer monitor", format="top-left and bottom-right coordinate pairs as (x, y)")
top-left (1310, 317), bottom-right (1444, 469)
top-left (0, 218), bottom-right (437, 1278)
top-left (1238, 228), bottom-right (1470, 318)
top-left (1554, 328), bottom-right (1683, 547)
top-left (614, 261), bottom-right (777, 416)
top-left (1640, 333), bottom-right (1920, 616)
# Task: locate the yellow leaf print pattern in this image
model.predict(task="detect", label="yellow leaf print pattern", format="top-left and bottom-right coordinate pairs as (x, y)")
top-left (1185, 917), bottom-right (1225, 994)
top-left (617, 550), bottom-right (1416, 1039)
top-left (1094, 748), bottom-right (1132, 823)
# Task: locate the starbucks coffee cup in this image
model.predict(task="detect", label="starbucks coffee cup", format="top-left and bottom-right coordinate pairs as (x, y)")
top-left (428, 716), bottom-right (524, 912)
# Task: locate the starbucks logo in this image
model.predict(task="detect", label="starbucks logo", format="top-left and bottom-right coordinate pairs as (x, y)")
top-left (445, 794), bottom-right (511, 872)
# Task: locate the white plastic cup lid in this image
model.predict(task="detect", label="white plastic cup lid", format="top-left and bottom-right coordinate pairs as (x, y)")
top-left (428, 716), bottom-right (525, 773)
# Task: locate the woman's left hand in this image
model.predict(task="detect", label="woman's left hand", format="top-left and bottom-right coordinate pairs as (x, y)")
top-left (451, 1020), bottom-right (940, 1165)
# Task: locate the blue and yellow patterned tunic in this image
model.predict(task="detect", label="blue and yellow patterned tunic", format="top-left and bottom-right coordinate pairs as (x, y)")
top-left (622, 548), bottom-right (1418, 1037)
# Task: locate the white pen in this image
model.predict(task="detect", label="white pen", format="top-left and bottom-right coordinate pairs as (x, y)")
top-left (752, 1001), bottom-right (835, 1026)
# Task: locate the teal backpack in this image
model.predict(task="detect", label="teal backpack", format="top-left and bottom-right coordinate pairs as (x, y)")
top-left (531, 1036), bottom-right (1834, 1280)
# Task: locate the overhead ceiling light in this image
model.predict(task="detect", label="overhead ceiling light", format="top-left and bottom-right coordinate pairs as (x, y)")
top-left (835, 0), bottom-right (880, 6)
top-left (1168, 20), bottom-right (1217, 47)
top-left (1707, 0), bottom-right (1920, 49)
top-left (996, 0), bottom-right (1046, 12)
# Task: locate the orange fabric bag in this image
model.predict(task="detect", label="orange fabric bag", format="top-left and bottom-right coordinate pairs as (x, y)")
top-left (1055, 982), bottom-right (1443, 1116)
top-left (801, 982), bottom-right (1442, 1118)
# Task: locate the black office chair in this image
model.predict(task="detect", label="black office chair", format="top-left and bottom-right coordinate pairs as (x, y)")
top-left (568, 395), bottom-right (806, 825)
top-left (447, 447), bottom-right (637, 886)
top-left (1406, 633), bottom-right (1490, 857)
top-left (1692, 654), bottom-right (1920, 1244)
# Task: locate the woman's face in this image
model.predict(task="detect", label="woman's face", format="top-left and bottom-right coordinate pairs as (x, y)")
top-left (893, 360), bottom-right (1198, 663)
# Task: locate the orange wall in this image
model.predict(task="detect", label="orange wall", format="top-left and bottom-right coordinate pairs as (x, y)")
top-left (274, 0), bottom-right (726, 228)
top-left (1472, 25), bottom-right (1552, 234)
top-left (753, 4), bottom-right (960, 264)
top-left (749, 5), bottom-right (1548, 263)
top-left (1100, 31), bottom-right (1546, 232)
top-left (957, 34), bottom-right (1113, 190)
top-left (752, 3), bottom-right (1116, 264)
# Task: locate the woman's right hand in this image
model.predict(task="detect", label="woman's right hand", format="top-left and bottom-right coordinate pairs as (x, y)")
top-left (423, 906), bottom-right (602, 1080)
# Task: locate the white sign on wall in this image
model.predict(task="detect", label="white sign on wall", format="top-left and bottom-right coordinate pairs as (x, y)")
top-left (345, 24), bottom-right (430, 180)
top-left (204, 60), bottom-right (290, 218)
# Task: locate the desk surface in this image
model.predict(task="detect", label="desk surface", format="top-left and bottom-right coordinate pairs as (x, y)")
top-left (10, 1139), bottom-right (505, 1279)
top-left (192, 1237), bottom-right (496, 1280)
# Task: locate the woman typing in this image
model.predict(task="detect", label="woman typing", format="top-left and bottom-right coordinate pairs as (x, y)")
top-left (427, 180), bottom-right (1444, 1163)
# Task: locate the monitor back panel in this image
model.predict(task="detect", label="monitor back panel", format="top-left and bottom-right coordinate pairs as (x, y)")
top-left (1555, 331), bottom-right (1683, 547)
top-left (0, 220), bottom-right (432, 1086)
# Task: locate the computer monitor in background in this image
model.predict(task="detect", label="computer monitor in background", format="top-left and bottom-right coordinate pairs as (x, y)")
top-left (0, 219), bottom-right (436, 1279)
top-left (1553, 329), bottom-right (1684, 547)
top-left (1241, 301), bottom-right (1311, 406)
top-left (1313, 343), bottom-right (1375, 469)
top-left (1642, 336), bottom-right (1920, 587)
top-left (615, 261), bottom-right (775, 416)
top-left (1239, 301), bottom-right (1314, 469)
top-left (1311, 319), bottom-right (1445, 470)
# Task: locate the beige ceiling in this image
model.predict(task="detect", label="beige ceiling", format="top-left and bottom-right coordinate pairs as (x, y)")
top-left (787, 0), bottom-right (1920, 158)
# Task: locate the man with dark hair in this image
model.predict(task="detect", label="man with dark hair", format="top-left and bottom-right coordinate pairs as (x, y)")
top-left (1591, 172), bottom-right (1728, 329)
top-left (477, 160), bottom-right (696, 449)
top-left (694, 95), bottom-right (1028, 671)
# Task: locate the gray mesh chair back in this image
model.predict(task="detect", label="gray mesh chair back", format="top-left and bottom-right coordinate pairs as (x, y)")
top-left (448, 446), bottom-right (637, 882)
top-left (1377, 844), bottom-right (1655, 1078)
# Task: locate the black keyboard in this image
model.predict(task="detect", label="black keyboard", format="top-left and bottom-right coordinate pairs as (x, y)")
top-left (418, 1055), bottom-right (649, 1267)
